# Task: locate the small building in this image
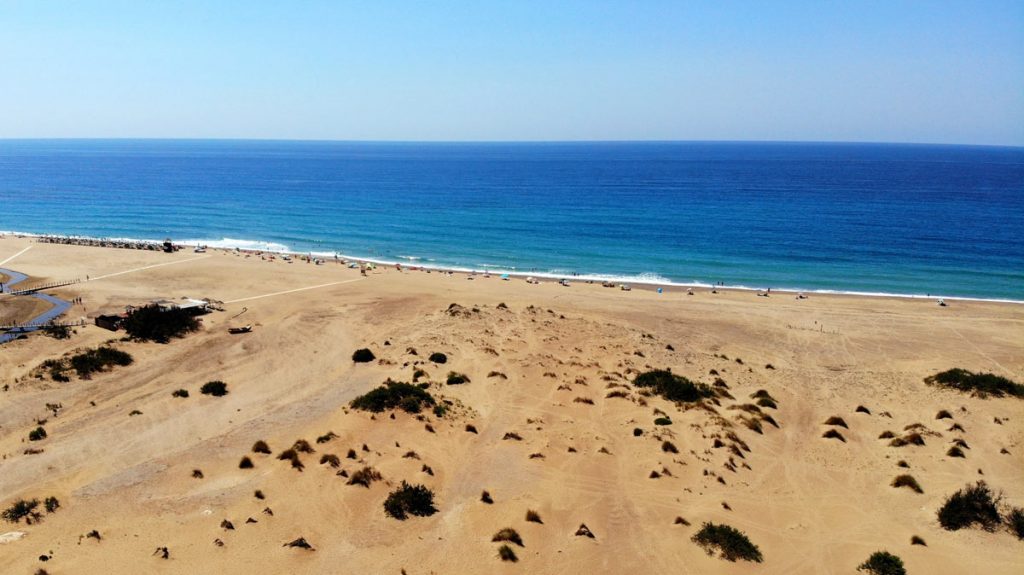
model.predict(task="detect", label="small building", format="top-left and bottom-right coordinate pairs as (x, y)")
top-left (151, 298), bottom-right (211, 315)
top-left (95, 314), bottom-right (124, 331)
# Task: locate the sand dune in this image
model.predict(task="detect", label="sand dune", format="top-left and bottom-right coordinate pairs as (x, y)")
top-left (0, 236), bottom-right (1022, 574)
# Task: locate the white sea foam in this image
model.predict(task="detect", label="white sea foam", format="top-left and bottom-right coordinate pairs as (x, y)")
top-left (2, 228), bottom-right (1021, 304)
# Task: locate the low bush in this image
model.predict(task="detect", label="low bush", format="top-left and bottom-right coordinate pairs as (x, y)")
top-left (662, 440), bottom-right (679, 453)
top-left (29, 427), bottom-right (47, 441)
top-left (316, 432), bottom-right (338, 444)
top-left (936, 409), bottom-right (952, 419)
top-left (822, 429), bottom-right (846, 442)
top-left (924, 369), bottom-right (1024, 398)
top-left (633, 370), bottom-right (713, 403)
top-left (573, 397), bottom-right (594, 405)
top-left (446, 372), bottom-right (470, 385)
top-left (947, 446), bottom-right (966, 458)
top-left (889, 433), bottom-right (925, 447)
top-left (293, 439), bottom-right (315, 453)
top-left (2, 499), bottom-right (41, 524)
top-left (937, 481), bottom-right (1002, 531)
top-left (525, 509), bottom-right (543, 523)
top-left (252, 440), bottom-right (271, 454)
top-left (910, 535), bottom-right (926, 546)
top-left (691, 522), bottom-right (763, 562)
top-left (320, 454), bottom-right (340, 468)
top-left (200, 381), bottom-right (228, 396)
top-left (428, 352), bottom-right (448, 364)
top-left (352, 348), bottom-right (376, 363)
top-left (891, 474), bottom-right (923, 493)
top-left (69, 347), bottom-right (134, 379)
top-left (497, 544), bottom-right (518, 562)
top-left (239, 456), bottom-right (254, 469)
top-left (481, 490), bottom-right (493, 504)
top-left (857, 551), bottom-right (906, 575)
top-left (171, 389), bottom-right (189, 398)
top-left (824, 416), bottom-right (848, 428)
top-left (347, 466), bottom-right (382, 488)
top-left (1008, 507), bottom-right (1024, 540)
top-left (492, 528), bottom-right (524, 547)
top-left (654, 417), bottom-right (672, 426)
top-left (856, 405), bottom-right (871, 414)
top-left (383, 482), bottom-right (437, 520)
top-left (350, 379), bottom-right (436, 413)
top-left (44, 497), bottom-right (59, 513)
top-left (503, 432), bottom-right (522, 441)
top-left (123, 304), bottom-right (199, 343)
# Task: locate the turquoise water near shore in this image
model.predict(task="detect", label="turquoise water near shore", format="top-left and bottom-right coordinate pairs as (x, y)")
top-left (0, 140), bottom-right (1022, 300)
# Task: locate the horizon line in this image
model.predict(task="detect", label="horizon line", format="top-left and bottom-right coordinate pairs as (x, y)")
top-left (0, 137), bottom-right (1021, 150)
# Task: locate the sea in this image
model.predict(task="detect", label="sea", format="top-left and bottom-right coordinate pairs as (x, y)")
top-left (1, 140), bottom-right (1022, 301)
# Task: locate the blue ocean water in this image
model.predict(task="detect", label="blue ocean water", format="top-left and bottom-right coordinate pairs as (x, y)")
top-left (0, 140), bottom-right (1022, 300)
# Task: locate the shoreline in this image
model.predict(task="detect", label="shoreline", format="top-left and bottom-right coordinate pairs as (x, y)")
top-left (4, 229), bottom-right (1023, 305)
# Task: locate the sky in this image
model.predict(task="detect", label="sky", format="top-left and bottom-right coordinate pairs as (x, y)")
top-left (1, 1), bottom-right (1022, 145)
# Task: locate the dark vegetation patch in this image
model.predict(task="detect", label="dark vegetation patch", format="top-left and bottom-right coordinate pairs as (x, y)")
top-left (937, 481), bottom-right (1002, 531)
top-left (497, 544), bottom-right (518, 562)
top-left (662, 441), bottom-right (679, 453)
top-left (350, 379), bottom-right (436, 413)
top-left (947, 446), bottom-right (966, 458)
top-left (428, 352), bottom-right (448, 364)
top-left (654, 417), bottom-right (672, 426)
top-left (573, 397), bottom-right (594, 405)
top-left (446, 372), bottom-right (470, 385)
top-left (352, 348), bottom-right (376, 363)
top-left (924, 368), bottom-right (1023, 398)
top-left (481, 491), bottom-right (493, 504)
top-left (492, 528), bottom-right (524, 547)
top-left (239, 457), bottom-right (254, 469)
top-left (320, 454), bottom-right (340, 468)
top-left (252, 440), bottom-right (271, 454)
top-left (936, 409), bottom-right (952, 419)
top-left (889, 433), bottom-right (925, 447)
top-left (171, 389), bottom-right (189, 398)
top-left (525, 509), bottom-right (543, 523)
top-left (891, 474), bottom-right (923, 493)
top-left (383, 482), bottom-right (437, 520)
top-left (1008, 507), bottom-right (1024, 540)
top-left (910, 535), bottom-right (926, 546)
top-left (29, 427), bottom-right (47, 441)
top-left (824, 416), bottom-right (848, 428)
top-left (123, 304), bottom-right (200, 343)
top-left (822, 429), bottom-right (846, 442)
top-left (2, 499), bottom-right (41, 524)
top-left (691, 522), bottom-right (763, 563)
top-left (200, 381), bottom-right (228, 396)
top-left (633, 370), bottom-right (713, 403)
top-left (347, 466), bottom-right (382, 488)
top-left (857, 551), bottom-right (906, 575)
top-left (856, 405), bottom-right (871, 414)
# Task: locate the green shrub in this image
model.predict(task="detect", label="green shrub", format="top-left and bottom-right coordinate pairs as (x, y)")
top-left (891, 474), bottom-right (923, 493)
top-left (691, 522), bottom-right (763, 562)
top-left (2, 499), bottom-right (41, 524)
top-left (857, 551), bottom-right (906, 575)
top-left (123, 304), bottom-right (199, 343)
top-left (428, 352), bottom-right (447, 364)
top-left (352, 348), bottom-right (376, 363)
top-left (171, 389), bottom-right (189, 398)
top-left (200, 381), bottom-right (228, 396)
top-left (497, 544), bottom-right (518, 562)
top-left (44, 497), bottom-right (60, 513)
top-left (252, 440), bottom-right (271, 454)
top-left (446, 372), bottom-right (470, 385)
top-left (633, 370), bottom-right (713, 403)
top-left (937, 481), bottom-right (1002, 531)
top-left (654, 417), bottom-right (672, 426)
top-left (350, 379), bottom-right (436, 413)
top-left (924, 369), bottom-right (1023, 398)
top-left (69, 347), bottom-right (133, 379)
top-left (29, 427), bottom-right (47, 441)
top-left (383, 482), bottom-right (437, 520)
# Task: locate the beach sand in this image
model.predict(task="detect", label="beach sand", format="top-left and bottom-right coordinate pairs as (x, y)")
top-left (0, 235), bottom-right (1021, 574)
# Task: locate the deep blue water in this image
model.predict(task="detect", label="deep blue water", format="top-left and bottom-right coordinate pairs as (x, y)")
top-left (1, 140), bottom-right (1022, 300)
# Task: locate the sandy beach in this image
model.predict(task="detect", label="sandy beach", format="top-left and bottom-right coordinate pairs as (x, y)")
top-left (0, 235), bottom-right (1021, 574)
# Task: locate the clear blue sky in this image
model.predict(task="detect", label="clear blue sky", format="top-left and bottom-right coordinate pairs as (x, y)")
top-left (2, 1), bottom-right (1022, 145)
